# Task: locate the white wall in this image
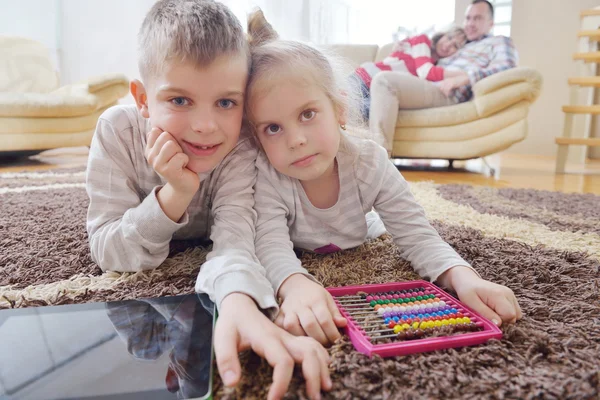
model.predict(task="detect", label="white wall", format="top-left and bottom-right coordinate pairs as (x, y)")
top-left (0, 0), bottom-right (60, 68)
top-left (509, 0), bottom-right (600, 161)
top-left (456, 0), bottom-right (600, 160)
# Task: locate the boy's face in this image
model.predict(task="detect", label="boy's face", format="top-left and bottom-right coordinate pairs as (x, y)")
top-left (133, 54), bottom-right (248, 174)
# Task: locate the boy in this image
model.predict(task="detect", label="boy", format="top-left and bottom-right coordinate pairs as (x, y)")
top-left (85, 1), bottom-right (330, 399)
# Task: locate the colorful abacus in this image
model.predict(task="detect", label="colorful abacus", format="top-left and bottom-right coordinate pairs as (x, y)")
top-left (327, 280), bottom-right (502, 357)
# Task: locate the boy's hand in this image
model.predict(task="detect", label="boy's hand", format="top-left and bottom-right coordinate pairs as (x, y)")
top-left (145, 128), bottom-right (200, 195)
top-left (276, 274), bottom-right (347, 346)
top-left (214, 293), bottom-right (332, 400)
top-left (437, 266), bottom-right (523, 326)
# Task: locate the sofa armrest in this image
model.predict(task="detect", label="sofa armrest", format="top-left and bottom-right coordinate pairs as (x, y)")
top-left (0, 73), bottom-right (129, 118)
top-left (472, 67), bottom-right (542, 118)
top-left (81, 73), bottom-right (129, 94)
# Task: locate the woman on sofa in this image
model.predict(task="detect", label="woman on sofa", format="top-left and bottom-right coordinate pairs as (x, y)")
top-left (352, 27), bottom-right (468, 124)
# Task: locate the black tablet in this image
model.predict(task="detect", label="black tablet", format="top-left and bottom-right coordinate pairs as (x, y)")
top-left (0, 294), bottom-right (215, 400)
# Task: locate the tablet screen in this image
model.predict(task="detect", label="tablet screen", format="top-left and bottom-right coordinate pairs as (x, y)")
top-left (0, 294), bottom-right (214, 400)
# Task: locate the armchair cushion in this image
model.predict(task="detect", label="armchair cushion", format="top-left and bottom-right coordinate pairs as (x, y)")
top-left (0, 73), bottom-right (128, 118)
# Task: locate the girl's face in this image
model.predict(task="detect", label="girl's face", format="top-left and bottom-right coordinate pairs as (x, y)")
top-left (249, 73), bottom-right (342, 183)
top-left (435, 32), bottom-right (466, 58)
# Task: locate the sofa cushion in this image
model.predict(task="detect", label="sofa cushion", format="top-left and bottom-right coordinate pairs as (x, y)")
top-left (395, 101), bottom-right (529, 140)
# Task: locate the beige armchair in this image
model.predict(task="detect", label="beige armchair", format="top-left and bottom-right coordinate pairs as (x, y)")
top-left (0, 36), bottom-right (129, 155)
top-left (327, 43), bottom-right (543, 161)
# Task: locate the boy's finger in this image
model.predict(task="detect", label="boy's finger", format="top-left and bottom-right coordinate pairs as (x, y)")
top-left (153, 131), bottom-right (179, 154)
top-left (315, 342), bottom-right (332, 391)
top-left (153, 140), bottom-right (181, 171)
top-left (299, 346), bottom-right (323, 400)
top-left (285, 337), bottom-right (330, 398)
top-left (461, 291), bottom-right (503, 327)
top-left (146, 127), bottom-right (162, 149)
top-left (298, 309), bottom-right (328, 345)
top-left (313, 305), bottom-right (341, 344)
top-left (260, 340), bottom-right (294, 400)
top-left (167, 152), bottom-right (189, 172)
top-left (213, 321), bottom-right (242, 388)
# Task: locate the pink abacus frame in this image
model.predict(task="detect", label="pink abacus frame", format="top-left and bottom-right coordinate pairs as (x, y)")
top-left (327, 280), bottom-right (502, 358)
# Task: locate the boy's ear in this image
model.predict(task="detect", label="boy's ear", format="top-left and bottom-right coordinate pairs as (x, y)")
top-left (130, 79), bottom-right (150, 118)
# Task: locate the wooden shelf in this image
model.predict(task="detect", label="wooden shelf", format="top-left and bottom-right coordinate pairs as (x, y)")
top-left (568, 77), bottom-right (600, 87)
top-left (562, 105), bottom-right (600, 114)
top-left (555, 137), bottom-right (600, 146)
top-left (573, 52), bottom-right (600, 62)
top-left (578, 29), bottom-right (600, 39)
top-left (581, 9), bottom-right (600, 18)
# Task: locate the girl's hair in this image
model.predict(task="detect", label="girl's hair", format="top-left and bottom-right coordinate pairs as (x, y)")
top-left (138, 0), bottom-right (249, 82)
top-left (431, 26), bottom-right (467, 57)
top-left (246, 9), bottom-right (367, 134)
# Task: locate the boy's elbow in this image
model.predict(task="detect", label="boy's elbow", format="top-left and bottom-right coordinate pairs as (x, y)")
top-left (88, 236), bottom-right (164, 273)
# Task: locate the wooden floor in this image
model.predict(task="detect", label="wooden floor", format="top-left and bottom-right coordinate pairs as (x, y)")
top-left (1, 147), bottom-right (600, 194)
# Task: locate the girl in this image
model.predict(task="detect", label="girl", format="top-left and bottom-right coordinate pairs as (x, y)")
top-left (355, 27), bottom-right (468, 91)
top-left (247, 10), bottom-right (522, 346)
top-left (353, 27), bottom-right (468, 126)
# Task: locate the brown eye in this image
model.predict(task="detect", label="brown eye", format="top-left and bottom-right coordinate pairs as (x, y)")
top-left (301, 110), bottom-right (316, 121)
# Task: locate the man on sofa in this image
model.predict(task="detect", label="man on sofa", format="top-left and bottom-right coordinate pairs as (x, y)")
top-left (369, 0), bottom-right (518, 155)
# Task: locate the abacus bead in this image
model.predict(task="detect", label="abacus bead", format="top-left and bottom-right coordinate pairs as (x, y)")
top-left (378, 308), bottom-right (386, 315)
top-left (374, 305), bottom-right (381, 311)
top-left (388, 321), bottom-right (396, 328)
top-left (393, 324), bottom-right (403, 334)
top-left (393, 316), bottom-right (400, 322)
top-left (416, 296), bottom-right (423, 301)
top-left (370, 301), bottom-right (377, 307)
top-left (366, 296), bottom-right (373, 302)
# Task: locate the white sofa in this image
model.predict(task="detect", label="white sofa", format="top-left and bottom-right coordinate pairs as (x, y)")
top-left (327, 43), bottom-right (543, 161)
top-left (0, 36), bottom-right (129, 156)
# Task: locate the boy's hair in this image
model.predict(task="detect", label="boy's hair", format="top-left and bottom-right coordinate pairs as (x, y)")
top-left (138, 0), bottom-right (248, 82)
top-left (245, 9), bottom-right (366, 132)
top-left (431, 27), bottom-right (467, 56)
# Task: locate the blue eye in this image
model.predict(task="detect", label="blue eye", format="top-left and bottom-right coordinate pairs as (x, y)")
top-left (171, 97), bottom-right (189, 106)
top-left (218, 99), bottom-right (235, 109)
top-left (265, 124), bottom-right (282, 135)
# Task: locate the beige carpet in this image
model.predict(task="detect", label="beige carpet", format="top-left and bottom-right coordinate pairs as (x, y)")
top-left (1, 168), bottom-right (599, 399)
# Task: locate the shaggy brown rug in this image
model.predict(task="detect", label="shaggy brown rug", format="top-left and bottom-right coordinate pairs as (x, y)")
top-left (1, 168), bottom-right (599, 399)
